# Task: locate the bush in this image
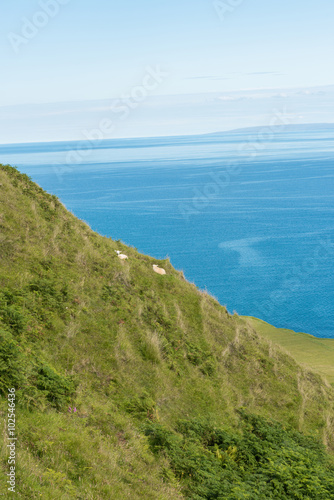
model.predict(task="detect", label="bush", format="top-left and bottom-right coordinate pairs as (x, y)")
top-left (29, 277), bottom-right (70, 313)
top-left (124, 391), bottom-right (156, 419)
top-left (0, 289), bottom-right (27, 335)
top-left (0, 305), bottom-right (27, 334)
top-left (0, 329), bottom-right (25, 393)
top-left (36, 365), bottom-right (76, 410)
top-left (144, 412), bottom-right (334, 499)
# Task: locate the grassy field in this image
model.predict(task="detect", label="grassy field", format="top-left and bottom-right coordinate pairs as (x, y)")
top-left (247, 317), bottom-right (334, 385)
top-left (1, 164), bottom-right (334, 498)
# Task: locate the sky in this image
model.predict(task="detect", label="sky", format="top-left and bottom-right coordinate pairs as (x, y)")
top-left (0, 0), bottom-right (333, 141)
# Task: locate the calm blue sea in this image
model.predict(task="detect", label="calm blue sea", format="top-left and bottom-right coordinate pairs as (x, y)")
top-left (1, 125), bottom-right (333, 338)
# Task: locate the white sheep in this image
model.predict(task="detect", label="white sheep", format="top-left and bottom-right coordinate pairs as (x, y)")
top-left (118, 254), bottom-right (128, 260)
top-left (115, 250), bottom-right (128, 260)
top-left (153, 264), bottom-right (166, 275)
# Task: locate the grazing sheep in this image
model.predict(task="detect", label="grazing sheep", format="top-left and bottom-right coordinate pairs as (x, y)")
top-left (118, 254), bottom-right (128, 260)
top-left (115, 250), bottom-right (128, 260)
top-left (153, 264), bottom-right (166, 275)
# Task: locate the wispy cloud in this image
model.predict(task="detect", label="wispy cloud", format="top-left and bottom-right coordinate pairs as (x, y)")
top-left (184, 76), bottom-right (231, 80)
top-left (247, 71), bottom-right (281, 76)
top-left (184, 71), bottom-right (282, 81)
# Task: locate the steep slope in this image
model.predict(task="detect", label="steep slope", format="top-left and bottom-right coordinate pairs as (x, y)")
top-left (0, 164), bottom-right (334, 499)
top-left (247, 317), bottom-right (334, 385)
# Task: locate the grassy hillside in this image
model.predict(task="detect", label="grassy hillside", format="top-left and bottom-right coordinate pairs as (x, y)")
top-left (0, 164), bottom-right (334, 499)
top-left (246, 317), bottom-right (334, 385)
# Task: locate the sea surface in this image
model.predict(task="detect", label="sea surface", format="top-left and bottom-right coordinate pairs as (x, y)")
top-left (1, 125), bottom-right (333, 338)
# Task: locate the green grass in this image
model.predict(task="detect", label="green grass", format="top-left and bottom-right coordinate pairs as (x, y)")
top-left (0, 164), bottom-right (334, 498)
top-left (246, 317), bottom-right (334, 385)
top-left (144, 411), bottom-right (334, 499)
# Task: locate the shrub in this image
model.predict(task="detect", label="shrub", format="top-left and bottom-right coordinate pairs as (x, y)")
top-left (144, 412), bottom-right (334, 499)
top-left (124, 391), bottom-right (156, 419)
top-left (0, 289), bottom-right (27, 334)
top-left (36, 365), bottom-right (76, 410)
top-left (29, 277), bottom-right (70, 312)
top-left (0, 305), bottom-right (27, 334)
top-left (0, 329), bottom-right (25, 393)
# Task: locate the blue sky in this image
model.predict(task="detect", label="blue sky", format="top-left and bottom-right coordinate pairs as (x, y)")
top-left (1, 0), bottom-right (334, 107)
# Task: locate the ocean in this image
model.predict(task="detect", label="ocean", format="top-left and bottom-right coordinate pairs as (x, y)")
top-left (1, 124), bottom-right (333, 338)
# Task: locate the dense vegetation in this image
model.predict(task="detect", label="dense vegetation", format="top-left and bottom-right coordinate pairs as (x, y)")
top-left (145, 411), bottom-right (334, 499)
top-left (0, 164), bottom-right (334, 498)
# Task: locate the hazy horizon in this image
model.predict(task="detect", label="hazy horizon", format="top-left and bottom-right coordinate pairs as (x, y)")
top-left (1, 84), bottom-right (333, 145)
